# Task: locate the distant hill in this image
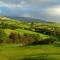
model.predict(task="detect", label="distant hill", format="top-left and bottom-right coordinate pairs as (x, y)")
top-left (7, 16), bottom-right (48, 23)
top-left (0, 16), bottom-right (56, 24)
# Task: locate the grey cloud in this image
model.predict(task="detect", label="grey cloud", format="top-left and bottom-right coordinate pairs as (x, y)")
top-left (0, 0), bottom-right (60, 22)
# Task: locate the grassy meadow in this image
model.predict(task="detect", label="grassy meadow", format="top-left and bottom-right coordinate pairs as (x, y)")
top-left (0, 44), bottom-right (60, 60)
top-left (0, 17), bottom-right (60, 60)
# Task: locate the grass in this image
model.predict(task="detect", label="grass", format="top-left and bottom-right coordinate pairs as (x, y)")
top-left (16, 29), bottom-right (50, 40)
top-left (0, 44), bottom-right (60, 60)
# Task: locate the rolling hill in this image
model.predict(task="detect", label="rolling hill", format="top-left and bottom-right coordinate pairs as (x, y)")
top-left (5, 16), bottom-right (49, 23)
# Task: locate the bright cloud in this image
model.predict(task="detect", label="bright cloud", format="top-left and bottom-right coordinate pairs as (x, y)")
top-left (47, 6), bottom-right (60, 16)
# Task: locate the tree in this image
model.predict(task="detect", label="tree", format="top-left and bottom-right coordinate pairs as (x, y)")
top-left (9, 32), bottom-right (18, 43)
top-left (30, 21), bottom-right (35, 31)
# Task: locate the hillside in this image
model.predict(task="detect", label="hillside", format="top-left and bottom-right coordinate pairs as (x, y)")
top-left (0, 16), bottom-right (60, 60)
top-left (0, 16), bottom-right (60, 45)
top-left (0, 17), bottom-right (52, 45)
top-left (5, 16), bottom-right (49, 23)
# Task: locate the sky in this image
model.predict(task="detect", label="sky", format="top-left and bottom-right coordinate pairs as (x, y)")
top-left (0, 0), bottom-right (60, 23)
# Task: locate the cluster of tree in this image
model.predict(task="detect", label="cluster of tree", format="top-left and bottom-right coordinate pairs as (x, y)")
top-left (0, 20), bottom-right (59, 45)
top-left (0, 21), bottom-right (60, 36)
top-left (35, 28), bottom-right (60, 36)
top-left (0, 22), bottom-right (19, 29)
top-left (0, 29), bottom-right (56, 45)
top-left (0, 21), bottom-right (30, 30)
top-left (6, 32), bottom-right (41, 45)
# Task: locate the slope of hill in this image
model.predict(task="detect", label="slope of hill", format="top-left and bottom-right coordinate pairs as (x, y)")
top-left (0, 16), bottom-right (60, 45)
top-left (6, 16), bottom-right (49, 23)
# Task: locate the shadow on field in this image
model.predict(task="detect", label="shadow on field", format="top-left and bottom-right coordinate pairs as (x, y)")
top-left (21, 53), bottom-right (59, 60)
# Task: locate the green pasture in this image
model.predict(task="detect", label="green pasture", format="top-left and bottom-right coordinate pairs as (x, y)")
top-left (0, 45), bottom-right (60, 60)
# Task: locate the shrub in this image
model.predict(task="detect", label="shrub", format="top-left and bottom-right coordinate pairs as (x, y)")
top-left (54, 42), bottom-right (60, 47)
top-left (9, 32), bottom-right (18, 43)
top-left (0, 29), bottom-right (7, 43)
top-left (21, 33), bottom-right (40, 45)
top-left (15, 33), bottom-right (41, 45)
top-left (31, 36), bottom-right (57, 45)
top-left (39, 37), bottom-right (56, 44)
top-left (19, 33), bottom-right (34, 45)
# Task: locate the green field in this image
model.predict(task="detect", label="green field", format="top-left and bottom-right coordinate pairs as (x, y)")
top-left (0, 44), bottom-right (60, 60)
top-left (0, 17), bottom-right (60, 60)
